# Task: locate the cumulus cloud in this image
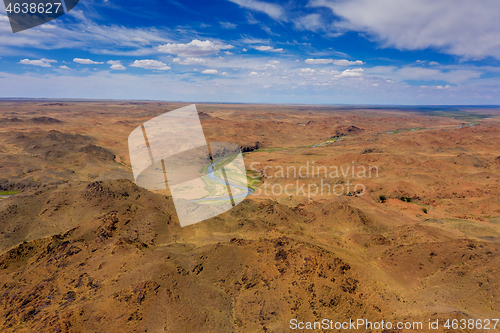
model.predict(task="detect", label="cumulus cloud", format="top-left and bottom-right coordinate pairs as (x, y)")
top-left (202, 69), bottom-right (218, 74)
top-left (173, 57), bottom-right (207, 65)
top-left (318, 69), bottom-right (340, 75)
top-left (311, 0), bottom-right (500, 59)
top-left (107, 60), bottom-right (126, 70)
top-left (59, 65), bottom-right (70, 69)
top-left (130, 60), bottom-right (170, 70)
top-left (227, 0), bottom-right (285, 21)
top-left (305, 58), bottom-right (364, 65)
top-left (19, 58), bottom-right (57, 67)
top-left (249, 71), bottom-right (259, 76)
top-left (338, 68), bottom-right (364, 77)
top-left (300, 68), bottom-right (317, 75)
top-left (157, 39), bottom-right (234, 57)
top-left (254, 46), bottom-right (272, 51)
top-left (254, 45), bottom-right (284, 52)
top-left (74, 58), bottom-right (104, 65)
top-left (333, 59), bottom-right (364, 66)
top-left (429, 61), bottom-right (439, 65)
top-left (111, 64), bottom-right (126, 70)
top-left (268, 60), bottom-right (280, 64)
top-left (251, 63), bottom-right (276, 70)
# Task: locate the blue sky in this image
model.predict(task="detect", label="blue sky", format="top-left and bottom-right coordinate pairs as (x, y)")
top-left (1, 0), bottom-right (500, 104)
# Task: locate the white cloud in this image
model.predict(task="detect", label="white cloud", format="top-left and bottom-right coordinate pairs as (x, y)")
top-left (339, 68), bottom-right (364, 77)
top-left (222, 72), bottom-right (228, 75)
top-left (242, 48), bottom-right (248, 52)
top-left (173, 57), bottom-right (207, 65)
top-left (429, 61), bottom-right (439, 65)
top-left (333, 59), bottom-right (364, 66)
top-left (240, 37), bottom-right (270, 44)
top-left (254, 45), bottom-right (284, 52)
top-left (227, 0), bottom-right (285, 21)
top-left (394, 67), bottom-right (479, 83)
top-left (157, 39), bottom-right (234, 57)
top-left (130, 60), bottom-right (171, 70)
top-left (366, 65), bottom-right (481, 83)
top-left (268, 60), bottom-right (280, 64)
top-left (107, 60), bottom-right (126, 70)
top-left (19, 58), bottom-right (57, 67)
top-left (0, 10), bottom-right (173, 56)
top-left (304, 59), bottom-right (333, 65)
top-left (59, 65), bottom-right (70, 69)
top-left (251, 63), bottom-right (276, 70)
top-left (318, 69), bottom-right (340, 75)
top-left (300, 68), bottom-right (317, 75)
top-left (220, 21), bottom-right (237, 29)
top-left (311, 0), bottom-right (500, 59)
top-left (249, 71), bottom-right (259, 76)
top-left (305, 58), bottom-right (364, 65)
top-left (111, 64), bottom-right (126, 70)
top-left (294, 14), bottom-right (324, 32)
top-left (202, 69), bottom-right (218, 74)
top-left (305, 58), bottom-right (332, 64)
top-left (1, 64), bottom-right (498, 104)
top-left (74, 58), bottom-right (103, 65)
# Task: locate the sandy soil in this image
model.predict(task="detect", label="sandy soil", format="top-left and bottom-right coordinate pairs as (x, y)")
top-left (0, 100), bottom-right (499, 332)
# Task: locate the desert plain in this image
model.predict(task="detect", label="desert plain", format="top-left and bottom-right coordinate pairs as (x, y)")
top-left (0, 100), bottom-right (500, 332)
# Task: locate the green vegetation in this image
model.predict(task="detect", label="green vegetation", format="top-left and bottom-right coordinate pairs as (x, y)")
top-left (422, 208), bottom-right (428, 214)
top-left (390, 127), bottom-right (426, 134)
top-left (379, 195), bottom-right (386, 203)
top-left (214, 155), bottom-right (236, 169)
top-left (253, 147), bottom-right (286, 152)
top-left (246, 169), bottom-right (262, 190)
top-left (0, 191), bottom-right (20, 195)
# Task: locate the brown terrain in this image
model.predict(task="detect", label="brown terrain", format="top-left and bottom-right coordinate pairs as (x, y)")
top-left (0, 100), bottom-right (499, 332)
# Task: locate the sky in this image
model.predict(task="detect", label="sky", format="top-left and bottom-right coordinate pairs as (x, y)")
top-left (1, 0), bottom-right (500, 104)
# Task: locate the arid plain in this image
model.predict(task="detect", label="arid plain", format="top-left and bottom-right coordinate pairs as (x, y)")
top-left (0, 100), bottom-right (500, 332)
